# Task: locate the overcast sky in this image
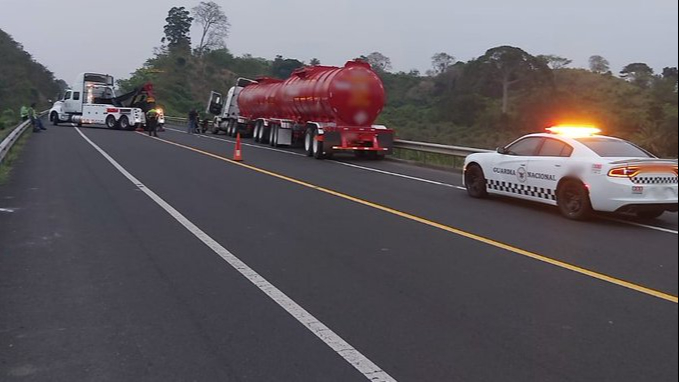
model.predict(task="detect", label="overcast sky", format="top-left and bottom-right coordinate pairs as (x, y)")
top-left (1, 0), bottom-right (677, 85)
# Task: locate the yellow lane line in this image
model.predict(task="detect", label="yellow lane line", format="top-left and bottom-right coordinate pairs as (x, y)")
top-left (139, 133), bottom-right (679, 304)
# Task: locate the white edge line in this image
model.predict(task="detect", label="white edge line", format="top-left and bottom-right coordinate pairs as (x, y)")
top-left (165, 127), bottom-right (677, 235)
top-left (603, 217), bottom-right (678, 235)
top-left (74, 127), bottom-right (398, 382)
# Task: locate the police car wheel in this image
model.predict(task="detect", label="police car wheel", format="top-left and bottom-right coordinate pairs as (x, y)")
top-left (557, 180), bottom-right (592, 220)
top-left (636, 209), bottom-right (665, 220)
top-left (465, 164), bottom-right (488, 198)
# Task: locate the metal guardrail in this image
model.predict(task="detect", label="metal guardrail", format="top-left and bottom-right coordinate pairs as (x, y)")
top-left (164, 116), bottom-right (492, 158)
top-left (393, 139), bottom-right (492, 157)
top-left (0, 112), bottom-right (47, 166)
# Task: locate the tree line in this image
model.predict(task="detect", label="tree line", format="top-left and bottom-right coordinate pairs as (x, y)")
top-left (119, 3), bottom-right (678, 157)
top-left (0, 29), bottom-right (65, 130)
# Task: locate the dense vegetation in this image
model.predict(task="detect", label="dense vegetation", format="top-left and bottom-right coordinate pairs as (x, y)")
top-left (118, 3), bottom-right (678, 157)
top-left (0, 28), bottom-right (65, 130)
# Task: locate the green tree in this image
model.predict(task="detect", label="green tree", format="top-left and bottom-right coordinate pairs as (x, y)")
top-left (192, 1), bottom-right (230, 57)
top-left (309, 58), bottom-right (321, 66)
top-left (0, 28), bottom-right (62, 113)
top-left (537, 54), bottom-right (572, 70)
top-left (361, 52), bottom-right (392, 72)
top-left (620, 62), bottom-right (654, 88)
top-left (272, 55), bottom-right (305, 79)
top-left (588, 55), bottom-right (610, 74)
top-left (430, 52), bottom-right (456, 75)
top-left (475, 46), bottom-right (552, 114)
top-left (162, 7), bottom-right (193, 54)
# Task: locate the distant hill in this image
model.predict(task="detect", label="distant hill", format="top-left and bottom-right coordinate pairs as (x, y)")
top-left (0, 28), bottom-right (65, 128)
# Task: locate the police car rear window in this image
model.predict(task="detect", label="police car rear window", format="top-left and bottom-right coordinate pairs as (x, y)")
top-left (576, 137), bottom-right (653, 158)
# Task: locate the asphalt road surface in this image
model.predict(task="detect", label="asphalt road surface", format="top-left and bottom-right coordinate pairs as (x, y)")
top-left (1, 122), bottom-right (677, 381)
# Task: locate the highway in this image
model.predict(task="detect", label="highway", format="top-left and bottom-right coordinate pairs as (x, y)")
top-left (1, 120), bottom-right (677, 381)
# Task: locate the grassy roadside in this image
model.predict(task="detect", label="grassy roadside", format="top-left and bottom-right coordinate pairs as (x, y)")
top-left (0, 128), bottom-right (32, 184)
top-left (392, 148), bottom-right (465, 169)
top-left (0, 126), bottom-right (15, 141)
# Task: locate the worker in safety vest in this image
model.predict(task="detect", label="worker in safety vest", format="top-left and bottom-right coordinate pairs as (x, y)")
top-left (20, 105), bottom-right (29, 121)
top-left (28, 103), bottom-right (46, 132)
top-left (146, 109), bottom-right (160, 137)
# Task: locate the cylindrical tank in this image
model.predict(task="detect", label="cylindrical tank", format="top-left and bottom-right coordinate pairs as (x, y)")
top-left (238, 61), bottom-right (385, 127)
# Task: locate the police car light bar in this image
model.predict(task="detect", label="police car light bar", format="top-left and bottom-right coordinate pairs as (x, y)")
top-left (546, 125), bottom-right (601, 138)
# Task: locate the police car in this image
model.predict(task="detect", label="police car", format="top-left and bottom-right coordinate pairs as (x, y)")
top-left (463, 126), bottom-right (679, 220)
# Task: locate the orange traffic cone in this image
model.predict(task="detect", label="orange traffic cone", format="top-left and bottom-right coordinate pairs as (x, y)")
top-left (233, 133), bottom-right (243, 161)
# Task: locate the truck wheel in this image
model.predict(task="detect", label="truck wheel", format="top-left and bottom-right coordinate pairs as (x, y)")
top-left (270, 125), bottom-right (279, 147)
top-left (557, 179), bottom-right (592, 220)
top-left (51, 112), bottom-right (59, 126)
top-left (211, 121), bottom-right (220, 135)
top-left (257, 124), bottom-right (265, 143)
top-left (105, 115), bottom-right (117, 129)
top-left (118, 116), bottom-right (130, 130)
top-left (260, 126), bottom-right (269, 144)
top-left (464, 164), bottom-right (488, 198)
top-left (253, 122), bottom-right (262, 143)
top-left (312, 129), bottom-right (325, 160)
top-left (304, 129), bottom-right (314, 157)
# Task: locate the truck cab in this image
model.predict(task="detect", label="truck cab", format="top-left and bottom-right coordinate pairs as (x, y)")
top-left (206, 78), bottom-right (255, 135)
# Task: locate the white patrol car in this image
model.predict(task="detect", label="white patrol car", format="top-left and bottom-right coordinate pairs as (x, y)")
top-left (463, 126), bottom-right (679, 220)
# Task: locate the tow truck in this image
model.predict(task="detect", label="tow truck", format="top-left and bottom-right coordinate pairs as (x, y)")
top-left (49, 73), bottom-right (164, 130)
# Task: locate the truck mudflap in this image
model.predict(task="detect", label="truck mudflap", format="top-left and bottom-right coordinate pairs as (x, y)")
top-left (322, 127), bottom-right (394, 155)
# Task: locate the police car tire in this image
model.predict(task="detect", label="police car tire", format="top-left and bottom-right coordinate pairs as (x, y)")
top-left (465, 164), bottom-right (488, 198)
top-left (557, 180), bottom-right (592, 220)
top-left (636, 209), bottom-right (665, 220)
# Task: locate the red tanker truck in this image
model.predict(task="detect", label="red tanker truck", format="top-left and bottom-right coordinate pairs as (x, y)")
top-left (206, 60), bottom-right (394, 159)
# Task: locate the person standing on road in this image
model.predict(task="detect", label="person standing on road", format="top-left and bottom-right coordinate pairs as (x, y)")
top-left (28, 103), bottom-right (46, 132)
top-left (188, 109), bottom-right (199, 134)
top-left (146, 109), bottom-right (160, 137)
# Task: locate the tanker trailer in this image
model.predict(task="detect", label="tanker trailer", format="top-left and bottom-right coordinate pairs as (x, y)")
top-left (209, 60), bottom-right (394, 159)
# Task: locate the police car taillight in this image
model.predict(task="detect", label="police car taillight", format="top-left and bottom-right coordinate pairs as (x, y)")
top-left (608, 166), bottom-right (640, 178)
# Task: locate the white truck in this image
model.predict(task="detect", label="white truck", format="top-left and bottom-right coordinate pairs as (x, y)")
top-left (205, 78), bottom-right (256, 135)
top-left (49, 73), bottom-right (151, 130)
